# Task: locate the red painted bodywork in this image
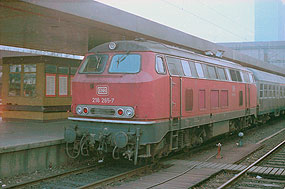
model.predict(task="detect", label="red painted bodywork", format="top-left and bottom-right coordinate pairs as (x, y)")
top-left (72, 51), bottom-right (257, 121)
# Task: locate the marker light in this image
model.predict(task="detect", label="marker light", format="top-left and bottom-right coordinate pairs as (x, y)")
top-left (117, 109), bottom-right (124, 116)
top-left (83, 107), bottom-right (88, 114)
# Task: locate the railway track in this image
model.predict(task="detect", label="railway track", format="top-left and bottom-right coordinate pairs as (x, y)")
top-left (6, 161), bottom-right (152, 189)
top-left (218, 140), bottom-right (285, 188)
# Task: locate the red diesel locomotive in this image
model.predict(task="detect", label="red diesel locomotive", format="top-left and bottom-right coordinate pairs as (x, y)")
top-left (65, 39), bottom-right (258, 164)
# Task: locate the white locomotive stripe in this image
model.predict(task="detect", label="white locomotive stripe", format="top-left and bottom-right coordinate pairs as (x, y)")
top-left (68, 117), bottom-right (156, 125)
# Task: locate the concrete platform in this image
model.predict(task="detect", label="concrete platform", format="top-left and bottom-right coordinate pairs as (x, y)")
top-left (0, 118), bottom-right (67, 151)
top-left (0, 119), bottom-right (70, 177)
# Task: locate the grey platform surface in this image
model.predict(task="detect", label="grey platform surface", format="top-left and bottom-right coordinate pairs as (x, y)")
top-left (0, 118), bottom-right (69, 153)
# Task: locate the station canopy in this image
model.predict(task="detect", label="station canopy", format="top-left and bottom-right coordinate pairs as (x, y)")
top-left (1, 0), bottom-right (285, 77)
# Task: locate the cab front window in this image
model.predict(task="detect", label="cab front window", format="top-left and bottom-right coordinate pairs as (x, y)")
top-left (109, 54), bottom-right (141, 73)
top-left (79, 54), bottom-right (108, 74)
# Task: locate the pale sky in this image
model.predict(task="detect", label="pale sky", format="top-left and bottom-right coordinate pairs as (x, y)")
top-left (96, 0), bottom-right (256, 43)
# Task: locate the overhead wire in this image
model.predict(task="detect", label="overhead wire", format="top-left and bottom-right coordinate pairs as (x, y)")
top-left (160, 0), bottom-right (252, 41)
top-left (160, 0), bottom-right (283, 67)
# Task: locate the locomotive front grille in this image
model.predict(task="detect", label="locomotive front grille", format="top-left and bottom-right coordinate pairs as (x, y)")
top-left (76, 105), bottom-right (135, 118)
top-left (90, 108), bottom-right (115, 116)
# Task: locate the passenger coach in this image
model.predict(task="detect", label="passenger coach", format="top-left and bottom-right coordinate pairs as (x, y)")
top-left (65, 39), bottom-right (257, 164)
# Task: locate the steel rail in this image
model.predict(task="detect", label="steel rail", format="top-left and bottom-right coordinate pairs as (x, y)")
top-left (217, 139), bottom-right (285, 189)
top-left (78, 165), bottom-right (151, 189)
top-left (6, 164), bottom-right (105, 189)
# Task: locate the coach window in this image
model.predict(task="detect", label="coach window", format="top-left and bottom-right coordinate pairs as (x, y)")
top-left (239, 91), bottom-right (243, 106)
top-left (217, 67), bottom-right (227, 80)
top-left (156, 56), bottom-right (166, 74)
top-left (181, 60), bottom-right (192, 77)
top-left (195, 63), bottom-right (205, 78)
top-left (259, 84), bottom-right (264, 98)
top-left (263, 84), bottom-right (268, 98)
top-left (207, 65), bottom-right (218, 79)
top-left (268, 85), bottom-right (272, 97)
top-left (166, 57), bottom-right (184, 76)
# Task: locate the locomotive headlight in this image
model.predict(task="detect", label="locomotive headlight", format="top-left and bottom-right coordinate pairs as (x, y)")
top-left (125, 108), bottom-right (134, 117)
top-left (76, 106), bottom-right (83, 115)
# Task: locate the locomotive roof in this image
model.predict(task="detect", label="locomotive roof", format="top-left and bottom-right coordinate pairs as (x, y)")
top-left (249, 68), bottom-right (285, 84)
top-left (89, 40), bottom-right (250, 72)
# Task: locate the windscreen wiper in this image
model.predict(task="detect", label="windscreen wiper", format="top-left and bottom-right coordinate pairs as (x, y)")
top-left (116, 51), bottom-right (130, 67)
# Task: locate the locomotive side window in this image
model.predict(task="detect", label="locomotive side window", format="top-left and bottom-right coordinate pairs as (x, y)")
top-left (229, 69), bottom-right (237, 81)
top-left (109, 54), bottom-right (141, 73)
top-left (207, 65), bottom-right (218, 79)
top-left (181, 60), bottom-right (192, 77)
top-left (249, 74), bottom-right (255, 83)
top-left (156, 56), bottom-right (166, 74)
top-left (202, 64), bottom-right (209, 78)
top-left (185, 89), bottom-right (193, 111)
top-left (242, 72), bottom-right (250, 83)
top-left (79, 54), bottom-right (108, 74)
top-left (166, 57), bottom-right (184, 76)
top-left (195, 63), bottom-right (205, 78)
top-left (217, 67), bottom-right (227, 81)
top-left (229, 69), bottom-right (242, 82)
top-left (236, 71), bottom-right (242, 82)
top-left (189, 61), bottom-right (198, 77)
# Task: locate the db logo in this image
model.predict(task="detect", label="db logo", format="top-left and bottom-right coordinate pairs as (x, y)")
top-left (96, 86), bottom-right (108, 96)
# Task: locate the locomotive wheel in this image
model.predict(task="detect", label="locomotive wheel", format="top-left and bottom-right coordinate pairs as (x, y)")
top-left (66, 141), bottom-right (80, 159)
